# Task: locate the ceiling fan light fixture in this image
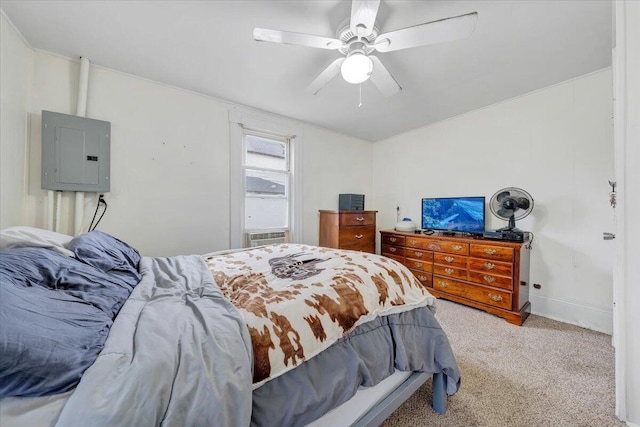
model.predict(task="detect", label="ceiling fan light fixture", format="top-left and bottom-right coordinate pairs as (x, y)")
top-left (340, 52), bottom-right (372, 84)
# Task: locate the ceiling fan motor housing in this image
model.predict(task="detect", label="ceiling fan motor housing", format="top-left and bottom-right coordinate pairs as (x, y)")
top-left (253, 1), bottom-right (479, 97)
top-left (336, 22), bottom-right (379, 55)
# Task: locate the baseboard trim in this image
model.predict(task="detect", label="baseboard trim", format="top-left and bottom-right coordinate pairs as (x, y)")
top-left (529, 295), bottom-right (612, 334)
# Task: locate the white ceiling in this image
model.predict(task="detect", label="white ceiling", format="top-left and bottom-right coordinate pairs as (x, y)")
top-left (1, 0), bottom-right (612, 142)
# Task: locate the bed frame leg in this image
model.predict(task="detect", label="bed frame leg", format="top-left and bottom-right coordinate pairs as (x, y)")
top-left (432, 371), bottom-right (447, 414)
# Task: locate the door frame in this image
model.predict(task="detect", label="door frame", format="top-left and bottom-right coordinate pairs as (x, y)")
top-left (613, 0), bottom-right (640, 422)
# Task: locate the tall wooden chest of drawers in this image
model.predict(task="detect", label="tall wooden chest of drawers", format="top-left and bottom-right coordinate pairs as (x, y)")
top-left (319, 210), bottom-right (377, 254)
top-left (380, 230), bottom-right (531, 325)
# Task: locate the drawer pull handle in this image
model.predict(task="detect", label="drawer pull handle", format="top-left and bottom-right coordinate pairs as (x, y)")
top-left (444, 256), bottom-right (455, 263)
top-left (415, 262), bottom-right (423, 268)
top-left (355, 234), bottom-right (363, 239)
top-left (390, 237), bottom-right (397, 242)
top-left (484, 262), bottom-right (496, 270)
top-left (439, 281), bottom-right (449, 288)
top-left (452, 245), bottom-right (463, 251)
top-left (484, 249), bottom-right (497, 255)
top-left (356, 217), bottom-right (365, 222)
top-left (415, 252), bottom-right (423, 258)
top-left (444, 268), bottom-right (455, 275)
top-left (418, 275), bottom-right (427, 281)
top-left (389, 247), bottom-right (397, 252)
top-left (410, 239), bottom-right (418, 245)
top-left (488, 293), bottom-right (503, 302)
top-left (483, 275), bottom-right (496, 283)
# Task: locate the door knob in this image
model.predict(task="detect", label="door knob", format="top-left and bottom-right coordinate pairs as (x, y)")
top-left (603, 232), bottom-right (615, 240)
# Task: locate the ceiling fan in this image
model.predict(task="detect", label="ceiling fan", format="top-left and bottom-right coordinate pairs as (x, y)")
top-left (253, 0), bottom-right (478, 97)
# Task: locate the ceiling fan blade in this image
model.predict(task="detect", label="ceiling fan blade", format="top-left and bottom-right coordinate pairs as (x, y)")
top-left (374, 12), bottom-right (478, 53)
top-left (254, 28), bottom-right (343, 50)
top-left (369, 56), bottom-right (401, 97)
top-left (351, 0), bottom-right (381, 37)
top-left (306, 58), bottom-right (345, 95)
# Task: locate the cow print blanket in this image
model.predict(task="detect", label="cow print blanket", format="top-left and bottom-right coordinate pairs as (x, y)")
top-left (204, 244), bottom-right (435, 388)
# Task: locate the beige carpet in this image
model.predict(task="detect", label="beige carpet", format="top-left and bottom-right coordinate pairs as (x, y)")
top-left (381, 300), bottom-right (624, 427)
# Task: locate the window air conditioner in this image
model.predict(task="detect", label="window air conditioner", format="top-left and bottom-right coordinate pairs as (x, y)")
top-left (245, 231), bottom-right (288, 247)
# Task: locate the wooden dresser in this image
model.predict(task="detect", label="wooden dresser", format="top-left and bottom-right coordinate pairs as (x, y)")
top-left (319, 210), bottom-right (377, 254)
top-left (380, 230), bottom-right (531, 325)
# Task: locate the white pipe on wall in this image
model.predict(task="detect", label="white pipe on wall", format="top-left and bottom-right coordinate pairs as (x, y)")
top-left (55, 191), bottom-right (62, 232)
top-left (74, 192), bottom-right (85, 235)
top-left (47, 190), bottom-right (54, 230)
top-left (74, 57), bottom-right (90, 236)
top-left (76, 57), bottom-right (89, 116)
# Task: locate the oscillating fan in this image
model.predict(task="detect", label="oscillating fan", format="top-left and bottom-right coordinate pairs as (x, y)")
top-left (253, 0), bottom-right (478, 96)
top-left (488, 187), bottom-right (534, 241)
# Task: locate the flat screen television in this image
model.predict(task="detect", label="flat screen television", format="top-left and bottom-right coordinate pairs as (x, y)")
top-left (421, 196), bottom-right (485, 233)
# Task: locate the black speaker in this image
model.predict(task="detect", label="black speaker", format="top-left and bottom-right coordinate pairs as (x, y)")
top-left (339, 194), bottom-right (365, 210)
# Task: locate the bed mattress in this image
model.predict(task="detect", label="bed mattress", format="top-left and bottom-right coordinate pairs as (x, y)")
top-left (0, 231), bottom-right (460, 426)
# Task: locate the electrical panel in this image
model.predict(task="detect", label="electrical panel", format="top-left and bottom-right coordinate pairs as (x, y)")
top-left (41, 110), bottom-right (110, 192)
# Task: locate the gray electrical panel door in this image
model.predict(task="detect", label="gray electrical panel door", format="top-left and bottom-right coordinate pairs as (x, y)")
top-left (41, 110), bottom-right (110, 192)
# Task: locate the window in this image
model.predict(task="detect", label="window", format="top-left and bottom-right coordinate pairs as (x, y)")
top-left (243, 132), bottom-right (290, 230)
top-left (229, 109), bottom-right (303, 249)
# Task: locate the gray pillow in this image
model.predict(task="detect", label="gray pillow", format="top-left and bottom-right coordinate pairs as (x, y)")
top-left (0, 226), bottom-right (75, 257)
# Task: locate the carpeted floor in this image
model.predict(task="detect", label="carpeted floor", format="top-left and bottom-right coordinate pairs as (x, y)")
top-left (381, 300), bottom-right (624, 427)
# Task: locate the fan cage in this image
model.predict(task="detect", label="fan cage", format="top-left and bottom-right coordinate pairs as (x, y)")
top-left (489, 187), bottom-right (534, 229)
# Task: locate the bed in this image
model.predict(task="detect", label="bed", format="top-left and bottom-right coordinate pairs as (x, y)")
top-left (0, 227), bottom-right (460, 426)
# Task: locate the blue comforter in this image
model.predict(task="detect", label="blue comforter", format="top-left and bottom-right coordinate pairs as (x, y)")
top-left (0, 231), bottom-right (141, 397)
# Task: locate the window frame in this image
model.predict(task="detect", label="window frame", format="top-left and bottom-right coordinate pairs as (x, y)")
top-left (242, 130), bottom-right (290, 231)
top-left (229, 108), bottom-right (303, 249)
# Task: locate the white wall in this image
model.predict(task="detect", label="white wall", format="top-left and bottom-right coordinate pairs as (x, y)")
top-left (25, 52), bottom-right (231, 256)
top-left (0, 14), bottom-right (31, 229)
top-left (21, 51), bottom-right (373, 257)
top-left (302, 126), bottom-right (373, 245)
top-left (373, 69), bottom-right (614, 333)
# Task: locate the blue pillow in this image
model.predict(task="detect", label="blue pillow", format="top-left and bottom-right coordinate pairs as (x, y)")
top-left (0, 280), bottom-right (111, 397)
top-left (68, 230), bottom-right (141, 284)
top-left (0, 246), bottom-right (140, 397)
top-left (1, 247), bottom-right (137, 317)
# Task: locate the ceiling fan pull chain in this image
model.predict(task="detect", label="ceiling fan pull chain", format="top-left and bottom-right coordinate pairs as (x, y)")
top-left (359, 83), bottom-right (363, 107)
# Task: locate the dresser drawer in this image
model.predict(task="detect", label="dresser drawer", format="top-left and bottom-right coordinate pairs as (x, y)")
top-left (405, 249), bottom-right (433, 262)
top-left (425, 240), bottom-right (469, 255)
top-left (409, 269), bottom-right (433, 287)
top-left (382, 234), bottom-right (406, 246)
top-left (433, 253), bottom-right (467, 268)
top-left (384, 254), bottom-right (404, 264)
top-left (405, 236), bottom-right (428, 249)
top-left (433, 277), bottom-right (512, 310)
top-left (340, 212), bottom-right (376, 226)
top-left (405, 236), bottom-right (468, 254)
top-left (342, 240), bottom-right (375, 253)
top-left (339, 226), bottom-right (375, 246)
top-left (468, 257), bottom-right (513, 276)
top-left (468, 271), bottom-right (513, 290)
top-left (382, 245), bottom-right (405, 257)
top-left (433, 264), bottom-right (467, 280)
top-left (405, 258), bottom-right (433, 272)
top-left (470, 244), bottom-right (514, 262)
